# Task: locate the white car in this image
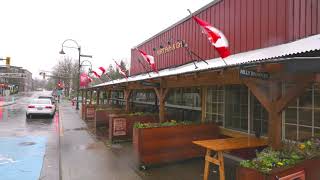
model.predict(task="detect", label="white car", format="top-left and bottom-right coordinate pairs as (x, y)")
top-left (26, 98), bottom-right (56, 118)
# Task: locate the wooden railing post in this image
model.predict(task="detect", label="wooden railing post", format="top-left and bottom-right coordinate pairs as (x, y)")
top-left (154, 88), bottom-right (169, 123)
top-left (201, 87), bottom-right (208, 122)
top-left (124, 89), bottom-right (132, 112)
top-left (96, 90), bottom-right (100, 105)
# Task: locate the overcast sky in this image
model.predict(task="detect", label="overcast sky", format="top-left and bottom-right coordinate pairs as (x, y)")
top-left (0, 0), bottom-right (213, 78)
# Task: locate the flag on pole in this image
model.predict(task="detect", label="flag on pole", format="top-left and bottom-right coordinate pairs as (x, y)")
top-left (137, 49), bottom-right (158, 73)
top-left (192, 16), bottom-right (230, 59)
top-left (113, 60), bottom-right (128, 79)
top-left (98, 66), bottom-right (113, 81)
top-left (80, 73), bottom-right (91, 87)
top-left (98, 67), bottom-right (106, 74)
top-left (92, 70), bottom-right (101, 78)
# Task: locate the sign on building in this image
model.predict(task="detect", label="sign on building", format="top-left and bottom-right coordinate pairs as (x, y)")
top-left (239, 69), bottom-right (270, 80)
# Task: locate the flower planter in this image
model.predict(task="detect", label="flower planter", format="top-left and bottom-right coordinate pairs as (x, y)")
top-left (237, 158), bottom-right (320, 180)
top-left (108, 114), bottom-right (158, 143)
top-left (133, 123), bottom-right (220, 168)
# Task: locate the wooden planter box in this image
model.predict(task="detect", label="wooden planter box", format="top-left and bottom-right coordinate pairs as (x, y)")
top-left (236, 158), bottom-right (320, 180)
top-left (109, 114), bottom-right (158, 143)
top-left (81, 104), bottom-right (97, 121)
top-left (94, 108), bottom-right (124, 134)
top-left (133, 123), bottom-right (220, 167)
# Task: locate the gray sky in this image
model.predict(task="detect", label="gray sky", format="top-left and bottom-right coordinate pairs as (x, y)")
top-left (0, 0), bottom-right (213, 78)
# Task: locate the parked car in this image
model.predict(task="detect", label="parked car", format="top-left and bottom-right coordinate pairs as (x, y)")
top-left (38, 95), bottom-right (56, 104)
top-left (26, 98), bottom-right (56, 118)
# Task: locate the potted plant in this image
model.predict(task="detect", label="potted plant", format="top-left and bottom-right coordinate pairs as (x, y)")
top-left (237, 138), bottom-right (320, 180)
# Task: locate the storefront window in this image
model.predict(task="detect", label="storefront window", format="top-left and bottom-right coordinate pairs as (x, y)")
top-left (251, 95), bottom-right (268, 136)
top-left (283, 83), bottom-right (320, 141)
top-left (206, 86), bottom-right (224, 125)
top-left (130, 90), bottom-right (157, 112)
top-left (165, 88), bottom-right (201, 122)
top-left (225, 85), bottom-right (248, 132)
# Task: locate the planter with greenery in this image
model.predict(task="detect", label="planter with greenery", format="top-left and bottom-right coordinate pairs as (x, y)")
top-left (133, 121), bottom-right (220, 168)
top-left (108, 112), bottom-right (159, 143)
top-left (237, 138), bottom-right (320, 180)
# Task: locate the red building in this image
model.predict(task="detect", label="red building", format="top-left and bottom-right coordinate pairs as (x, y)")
top-left (131, 0), bottom-right (320, 75)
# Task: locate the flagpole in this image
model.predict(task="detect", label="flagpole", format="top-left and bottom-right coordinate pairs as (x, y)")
top-left (137, 58), bottom-right (151, 77)
top-left (188, 9), bottom-right (228, 67)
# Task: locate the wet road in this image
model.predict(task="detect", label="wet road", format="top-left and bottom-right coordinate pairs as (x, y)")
top-left (0, 91), bottom-right (59, 180)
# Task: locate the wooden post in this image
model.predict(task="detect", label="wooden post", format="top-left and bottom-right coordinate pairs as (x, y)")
top-left (124, 89), bottom-right (132, 112)
top-left (89, 90), bottom-right (93, 105)
top-left (81, 90), bottom-right (84, 105)
top-left (244, 74), bottom-right (313, 149)
top-left (268, 81), bottom-right (282, 149)
top-left (96, 90), bottom-right (100, 105)
top-left (154, 88), bottom-right (169, 123)
top-left (201, 87), bottom-right (208, 122)
top-left (85, 90), bottom-right (88, 105)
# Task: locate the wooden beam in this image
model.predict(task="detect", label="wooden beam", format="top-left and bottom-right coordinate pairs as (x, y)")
top-left (154, 88), bottom-right (170, 123)
top-left (268, 81), bottom-right (282, 149)
top-left (201, 87), bottom-right (208, 122)
top-left (96, 90), bottom-right (100, 105)
top-left (124, 89), bottom-right (132, 112)
top-left (243, 79), bottom-right (272, 113)
top-left (276, 75), bottom-right (314, 113)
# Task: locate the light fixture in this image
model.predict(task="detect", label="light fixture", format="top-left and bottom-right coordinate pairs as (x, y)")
top-left (59, 49), bottom-right (65, 54)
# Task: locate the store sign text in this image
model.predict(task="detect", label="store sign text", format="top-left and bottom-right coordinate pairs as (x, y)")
top-left (157, 41), bottom-right (183, 55)
top-left (239, 69), bottom-right (270, 80)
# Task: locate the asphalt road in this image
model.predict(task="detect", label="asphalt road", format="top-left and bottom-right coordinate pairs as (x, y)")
top-left (0, 91), bottom-right (59, 180)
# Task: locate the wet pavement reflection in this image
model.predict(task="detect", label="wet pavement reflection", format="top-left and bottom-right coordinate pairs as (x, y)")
top-left (0, 91), bottom-right (60, 180)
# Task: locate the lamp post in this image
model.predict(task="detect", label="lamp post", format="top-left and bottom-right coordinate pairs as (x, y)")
top-left (59, 39), bottom-right (92, 110)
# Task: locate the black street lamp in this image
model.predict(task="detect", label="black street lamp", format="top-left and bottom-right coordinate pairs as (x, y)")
top-left (59, 39), bottom-right (92, 110)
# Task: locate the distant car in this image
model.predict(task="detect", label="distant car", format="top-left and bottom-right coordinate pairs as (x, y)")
top-left (38, 95), bottom-right (56, 104)
top-left (26, 98), bottom-right (56, 118)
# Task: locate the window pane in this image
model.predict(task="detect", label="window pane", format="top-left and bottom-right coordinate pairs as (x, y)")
top-left (298, 126), bottom-right (312, 141)
top-left (225, 85), bottom-right (248, 132)
top-left (285, 108), bottom-right (297, 124)
top-left (315, 128), bottom-right (320, 138)
top-left (315, 110), bottom-right (320, 128)
top-left (285, 124), bottom-right (297, 140)
top-left (299, 108), bottom-right (312, 126)
top-left (314, 85), bottom-right (320, 107)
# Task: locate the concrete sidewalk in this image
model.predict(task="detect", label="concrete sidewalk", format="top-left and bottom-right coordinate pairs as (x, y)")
top-left (59, 100), bottom-right (141, 180)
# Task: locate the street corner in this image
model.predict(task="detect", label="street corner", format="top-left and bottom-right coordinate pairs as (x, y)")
top-left (0, 136), bottom-right (47, 180)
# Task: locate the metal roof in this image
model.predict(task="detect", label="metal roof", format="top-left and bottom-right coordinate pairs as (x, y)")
top-left (94, 34), bottom-right (320, 88)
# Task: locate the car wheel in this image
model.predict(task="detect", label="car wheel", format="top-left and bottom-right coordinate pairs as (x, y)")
top-left (26, 114), bottom-right (31, 119)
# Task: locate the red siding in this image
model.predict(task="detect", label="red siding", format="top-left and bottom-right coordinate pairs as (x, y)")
top-left (131, 0), bottom-right (320, 75)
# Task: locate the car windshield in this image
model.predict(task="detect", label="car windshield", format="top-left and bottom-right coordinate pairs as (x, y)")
top-left (31, 99), bottom-right (51, 104)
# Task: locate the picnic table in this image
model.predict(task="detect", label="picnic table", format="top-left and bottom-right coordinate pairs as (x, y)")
top-left (193, 136), bottom-right (268, 180)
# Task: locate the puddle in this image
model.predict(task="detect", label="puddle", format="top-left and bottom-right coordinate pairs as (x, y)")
top-left (19, 142), bottom-right (36, 146)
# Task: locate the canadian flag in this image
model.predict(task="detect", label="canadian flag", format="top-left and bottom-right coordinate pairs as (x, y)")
top-left (137, 49), bottom-right (158, 73)
top-left (80, 73), bottom-right (91, 87)
top-left (113, 60), bottom-right (128, 79)
top-left (98, 66), bottom-right (112, 81)
top-left (193, 16), bottom-right (230, 58)
top-left (92, 71), bottom-right (101, 78)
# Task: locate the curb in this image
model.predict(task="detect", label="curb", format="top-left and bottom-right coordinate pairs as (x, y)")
top-left (58, 104), bottom-right (63, 180)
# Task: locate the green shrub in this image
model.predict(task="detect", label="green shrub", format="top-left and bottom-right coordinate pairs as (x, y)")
top-left (134, 120), bottom-right (196, 129)
top-left (240, 138), bottom-right (320, 173)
